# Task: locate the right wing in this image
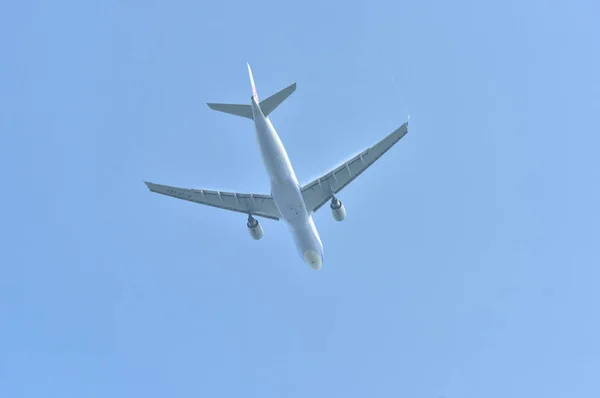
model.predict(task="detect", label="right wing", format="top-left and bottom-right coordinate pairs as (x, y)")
top-left (144, 181), bottom-right (281, 220)
top-left (301, 122), bottom-right (409, 213)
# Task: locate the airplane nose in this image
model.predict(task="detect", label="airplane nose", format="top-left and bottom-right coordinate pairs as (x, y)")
top-left (303, 250), bottom-right (322, 270)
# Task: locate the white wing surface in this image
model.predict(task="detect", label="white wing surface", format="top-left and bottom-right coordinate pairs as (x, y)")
top-left (145, 182), bottom-right (281, 220)
top-left (301, 122), bottom-right (409, 213)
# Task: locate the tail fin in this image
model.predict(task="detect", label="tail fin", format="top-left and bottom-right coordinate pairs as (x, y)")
top-left (206, 63), bottom-right (296, 120)
top-left (247, 62), bottom-right (259, 102)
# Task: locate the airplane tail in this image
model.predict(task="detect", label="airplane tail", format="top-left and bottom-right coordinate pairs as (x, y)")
top-left (247, 62), bottom-right (259, 103)
top-left (206, 63), bottom-right (296, 120)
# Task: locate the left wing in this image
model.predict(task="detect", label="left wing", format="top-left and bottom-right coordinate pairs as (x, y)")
top-left (144, 182), bottom-right (281, 220)
top-left (301, 122), bottom-right (409, 213)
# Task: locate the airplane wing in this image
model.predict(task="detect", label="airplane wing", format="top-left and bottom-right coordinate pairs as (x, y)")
top-left (144, 181), bottom-right (281, 220)
top-left (301, 122), bottom-right (409, 213)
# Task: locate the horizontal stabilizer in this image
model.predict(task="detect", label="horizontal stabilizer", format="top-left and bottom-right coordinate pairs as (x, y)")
top-left (259, 83), bottom-right (296, 116)
top-left (206, 103), bottom-right (253, 119)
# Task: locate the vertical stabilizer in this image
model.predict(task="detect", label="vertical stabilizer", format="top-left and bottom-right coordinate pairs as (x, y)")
top-left (247, 62), bottom-right (259, 102)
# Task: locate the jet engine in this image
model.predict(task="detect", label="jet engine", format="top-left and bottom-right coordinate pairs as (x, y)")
top-left (247, 215), bottom-right (264, 240)
top-left (330, 197), bottom-right (346, 221)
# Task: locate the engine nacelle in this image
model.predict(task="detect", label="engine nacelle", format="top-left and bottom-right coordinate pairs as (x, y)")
top-left (247, 216), bottom-right (264, 240)
top-left (330, 197), bottom-right (346, 221)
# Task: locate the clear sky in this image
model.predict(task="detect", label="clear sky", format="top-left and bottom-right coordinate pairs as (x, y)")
top-left (1, 0), bottom-right (599, 396)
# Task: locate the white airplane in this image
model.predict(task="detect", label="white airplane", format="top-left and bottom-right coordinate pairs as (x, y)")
top-left (145, 64), bottom-right (409, 270)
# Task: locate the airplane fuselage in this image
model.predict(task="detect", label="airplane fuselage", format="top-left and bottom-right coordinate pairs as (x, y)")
top-left (250, 97), bottom-right (324, 269)
top-left (145, 64), bottom-right (409, 270)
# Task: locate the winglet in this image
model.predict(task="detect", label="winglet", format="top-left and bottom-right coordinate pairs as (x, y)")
top-left (247, 62), bottom-right (259, 102)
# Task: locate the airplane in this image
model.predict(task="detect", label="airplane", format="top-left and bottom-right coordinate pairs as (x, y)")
top-left (144, 63), bottom-right (409, 270)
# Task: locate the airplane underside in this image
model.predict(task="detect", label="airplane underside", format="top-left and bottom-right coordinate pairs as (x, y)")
top-left (144, 63), bottom-right (409, 269)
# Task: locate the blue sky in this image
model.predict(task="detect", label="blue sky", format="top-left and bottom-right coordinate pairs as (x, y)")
top-left (1, 0), bottom-right (599, 396)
